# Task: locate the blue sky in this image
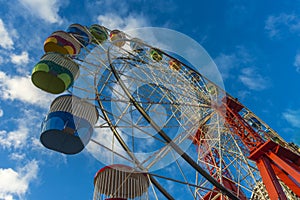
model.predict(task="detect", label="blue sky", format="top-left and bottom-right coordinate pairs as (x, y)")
top-left (0, 0), bottom-right (300, 199)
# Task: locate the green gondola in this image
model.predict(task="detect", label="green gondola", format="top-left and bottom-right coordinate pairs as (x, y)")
top-left (31, 53), bottom-right (79, 94)
top-left (89, 24), bottom-right (108, 44)
top-left (150, 48), bottom-right (163, 62)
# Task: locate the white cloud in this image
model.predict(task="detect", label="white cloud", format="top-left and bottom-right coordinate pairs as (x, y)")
top-left (10, 51), bottom-right (29, 66)
top-left (0, 19), bottom-right (14, 49)
top-left (19, 0), bottom-right (63, 24)
top-left (0, 119), bottom-right (29, 149)
top-left (283, 109), bottom-right (300, 128)
top-left (0, 56), bottom-right (4, 65)
top-left (97, 13), bottom-right (149, 30)
top-left (0, 108), bottom-right (3, 117)
top-left (294, 53), bottom-right (300, 73)
top-left (214, 47), bottom-right (271, 91)
top-left (0, 71), bottom-right (54, 108)
top-left (265, 13), bottom-right (300, 38)
top-left (0, 160), bottom-right (39, 199)
top-left (214, 53), bottom-right (238, 79)
top-left (0, 107), bottom-right (48, 151)
top-left (214, 46), bottom-right (255, 80)
top-left (238, 67), bottom-right (270, 90)
top-left (9, 153), bottom-right (26, 161)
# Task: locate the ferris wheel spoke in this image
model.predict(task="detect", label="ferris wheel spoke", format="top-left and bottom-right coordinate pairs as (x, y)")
top-left (148, 171), bottom-right (220, 195)
top-left (98, 107), bottom-right (168, 144)
top-left (171, 150), bottom-right (197, 199)
top-left (112, 55), bottom-right (205, 108)
top-left (90, 138), bottom-right (133, 163)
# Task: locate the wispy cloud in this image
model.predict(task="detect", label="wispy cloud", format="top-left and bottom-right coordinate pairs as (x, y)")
top-left (97, 13), bottom-right (149, 30)
top-left (214, 46), bottom-right (254, 79)
top-left (0, 19), bottom-right (14, 50)
top-left (19, 0), bottom-right (64, 24)
top-left (0, 112), bottom-right (32, 149)
top-left (214, 53), bottom-right (238, 79)
top-left (238, 67), bottom-right (270, 90)
top-left (294, 52), bottom-right (300, 73)
top-left (0, 160), bottom-right (39, 200)
top-left (214, 46), bottom-right (270, 91)
top-left (0, 108), bottom-right (3, 117)
top-left (0, 107), bottom-right (55, 162)
top-left (283, 109), bottom-right (300, 128)
top-left (10, 51), bottom-right (29, 66)
top-left (265, 13), bottom-right (300, 38)
top-left (9, 153), bottom-right (26, 161)
top-left (0, 70), bottom-right (54, 108)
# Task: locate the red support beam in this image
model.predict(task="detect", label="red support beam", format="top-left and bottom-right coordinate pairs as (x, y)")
top-left (256, 156), bottom-right (287, 200)
top-left (221, 101), bottom-right (264, 151)
top-left (267, 151), bottom-right (300, 184)
top-left (249, 140), bottom-right (300, 199)
top-left (220, 96), bottom-right (300, 199)
top-left (271, 164), bottom-right (300, 197)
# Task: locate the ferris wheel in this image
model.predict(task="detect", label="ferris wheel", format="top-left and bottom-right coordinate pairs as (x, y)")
top-left (31, 23), bottom-right (300, 200)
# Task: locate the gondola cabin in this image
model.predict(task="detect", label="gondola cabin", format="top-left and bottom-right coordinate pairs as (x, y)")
top-left (89, 24), bottom-right (108, 44)
top-left (93, 165), bottom-right (149, 200)
top-left (149, 48), bottom-right (163, 62)
top-left (189, 71), bottom-right (201, 83)
top-left (247, 117), bottom-right (262, 130)
top-left (110, 30), bottom-right (126, 47)
top-left (43, 31), bottom-right (81, 56)
top-left (67, 23), bottom-right (91, 47)
top-left (31, 52), bottom-right (79, 94)
top-left (169, 59), bottom-right (181, 71)
top-left (40, 95), bottom-right (98, 154)
top-left (130, 38), bottom-right (145, 54)
top-left (207, 83), bottom-right (218, 96)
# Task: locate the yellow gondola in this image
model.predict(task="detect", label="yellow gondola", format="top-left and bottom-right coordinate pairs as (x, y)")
top-left (110, 30), bottom-right (126, 47)
top-left (169, 59), bottom-right (181, 71)
top-left (43, 31), bottom-right (81, 55)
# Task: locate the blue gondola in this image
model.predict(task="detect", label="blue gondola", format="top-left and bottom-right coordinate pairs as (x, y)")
top-left (67, 24), bottom-right (91, 47)
top-left (40, 94), bottom-right (98, 154)
top-left (248, 117), bottom-right (261, 130)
